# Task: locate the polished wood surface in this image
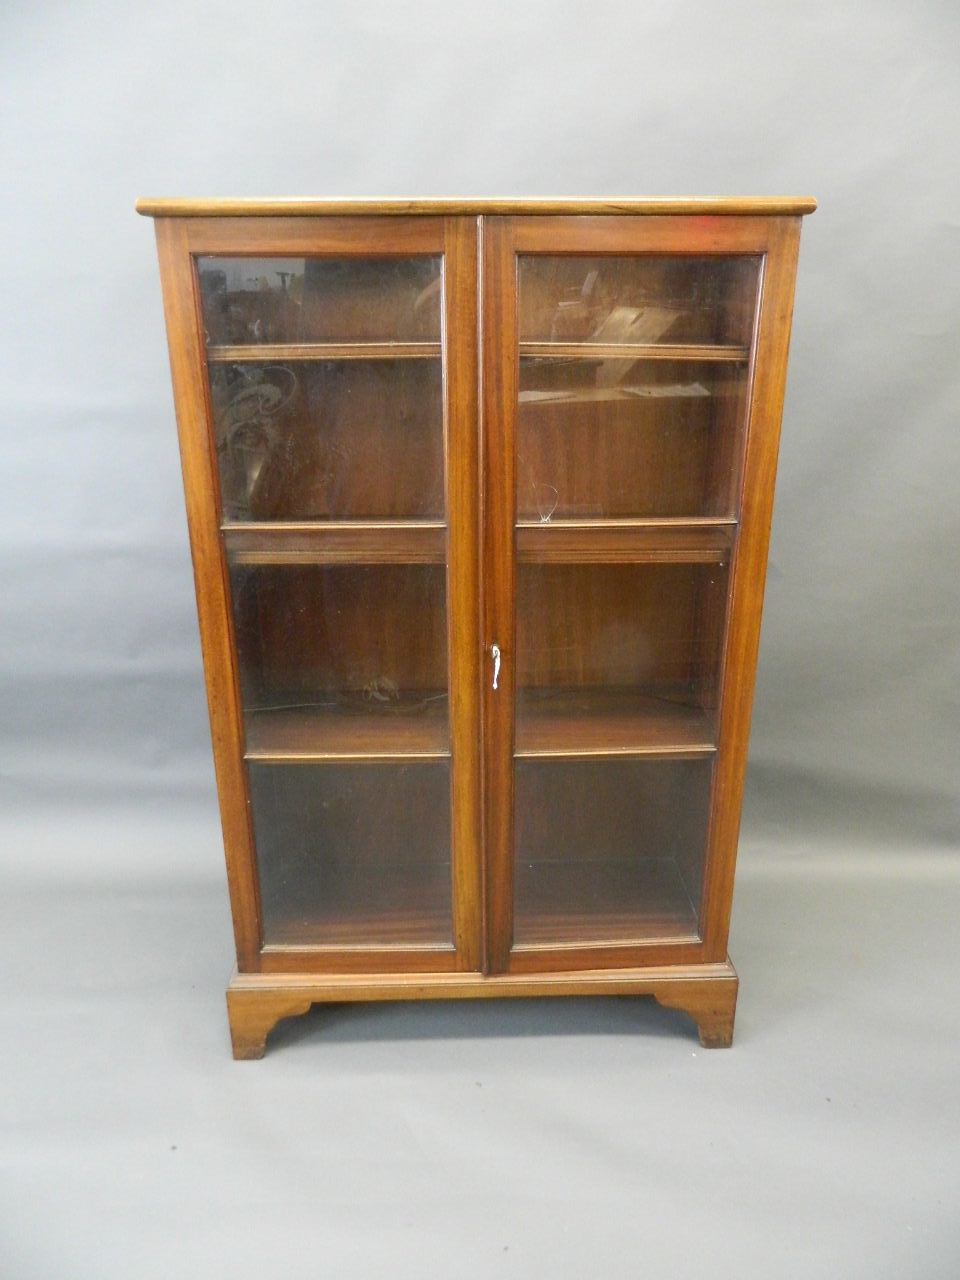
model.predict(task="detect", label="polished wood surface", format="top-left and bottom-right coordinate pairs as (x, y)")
top-left (222, 522), bottom-right (446, 565)
top-left (515, 688), bottom-right (716, 758)
top-left (138, 196), bottom-right (817, 217)
top-left (243, 697), bottom-right (450, 761)
top-left (441, 214), bottom-right (484, 973)
top-left (153, 219), bottom-right (262, 969)
top-left (518, 342), bottom-right (748, 361)
top-left (515, 521), bottom-right (732, 563)
top-left (207, 342), bottom-right (440, 362)
top-left (143, 198), bottom-right (811, 1056)
top-left (698, 217), bottom-right (804, 959)
top-left (226, 959), bottom-right (739, 1058)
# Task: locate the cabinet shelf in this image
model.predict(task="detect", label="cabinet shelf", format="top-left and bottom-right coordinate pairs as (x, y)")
top-left (244, 695), bottom-right (450, 762)
top-left (516, 519), bottom-right (734, 564)
top-left (223, 521), bottom-right (446, 565)
top-left (207, 341), bottom-right (442, 363)
top-left (519, 341), bottom-right (749, 363)
top-left (515, 688), bottom-right (716, 759)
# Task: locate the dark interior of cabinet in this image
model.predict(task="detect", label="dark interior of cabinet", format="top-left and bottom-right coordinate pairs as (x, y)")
top-left (230, 563), bottom-right (449, 744)
top-left (198, 255), bottom-right (442, 346)
top-left (518, 254), bottom-right (760, 347)
top-left (250, 761), bottom-right (453, 946)
top-left (513, 757), bottom-right (712, 944)
top-left (517, 358), bottom-right (748, 519)
top-left (209, 358), bottom-right (444, 522)
top-left (515, 560), bottom-right (728, 709)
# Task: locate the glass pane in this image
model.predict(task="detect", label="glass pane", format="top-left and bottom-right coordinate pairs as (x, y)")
top-left (197, 256), bottom-right (442, 345)
top-left (512, 559), bottom-right (727, 947)
top-left (516, 560), bottom-right (728, 715)
top-left (518, 255), bottom-right (759, 346)
top-left (209, 359), bottom-right (443, 521)
top-left (204, 251), bottom-right (453, 951)
top-left (518, 359), bottom-right (748, 519)
top-left (514, 758), bottom-right (711, 944)
top-left (230, 563), bottom-right (449, 756)
top-left (197, 255), bottom-right (443, 523)
top-left (251, 763), bottom-right (452, 946)
top-left (517, 255), bottom-right (759, 519)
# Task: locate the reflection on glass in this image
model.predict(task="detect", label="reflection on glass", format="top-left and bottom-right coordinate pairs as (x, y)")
top-left (251, 762), bottom-right (452, 946)
top-left (516, 254), bottom-right (759, 520)
top-left (512, 558), bottom-right (727, 948)
top-left (513, 758), bottom-right (711, 944)
top-left (197, 256), bottom-right (442, 346)
top-left (230, 562), bottom-right (448, 723)
top-left (516, 561), bottom-right (728, 707)
top-left (210, 359), bottom-right (443, 521)
top-left (200, 252), bottom-right (453, 951)
top-left (518, 359), bottom-right (748, 519)
top-left (518, 255), bottom-right (759, 347)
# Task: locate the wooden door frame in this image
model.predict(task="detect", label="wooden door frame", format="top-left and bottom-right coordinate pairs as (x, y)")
top-left (479, 213), bottom-right (803, 974)
top-left (154, 214), bottom-right (482, 975)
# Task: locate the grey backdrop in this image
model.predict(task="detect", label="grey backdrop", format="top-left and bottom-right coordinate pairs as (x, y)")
top-left (2, 2), bottom-right (958, 1277)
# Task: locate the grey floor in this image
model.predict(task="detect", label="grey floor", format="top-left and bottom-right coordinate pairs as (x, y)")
top-left (3, 812), bottom-right (959, 1278)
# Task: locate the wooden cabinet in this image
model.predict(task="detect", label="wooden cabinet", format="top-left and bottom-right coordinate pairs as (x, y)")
top-left (138, 197), bottom-right (815, 1057)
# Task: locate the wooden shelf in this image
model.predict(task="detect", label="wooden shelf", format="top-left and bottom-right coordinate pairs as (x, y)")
top-left (207, 341), bottom-right (441, 363)
top-left (223, 521), bottom-right (446, 565)
top-left (519, 341), bottom-right (749, 362)
top-left (514, 857), bottom-right (700, 945)
top-left (515, 688), bottom-right (716, 759)
top-left (244, 695), bottom-right (450, 762)
top-left (516, 519), bottom-right (734, 564)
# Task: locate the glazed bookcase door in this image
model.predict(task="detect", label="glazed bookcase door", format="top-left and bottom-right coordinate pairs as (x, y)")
top-left (155, 216), bottom-right (481, 974)
top-left (481, 215), bottom-right (801, 974)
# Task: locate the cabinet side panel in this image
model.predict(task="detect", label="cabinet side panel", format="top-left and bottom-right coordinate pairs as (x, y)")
top-left (154, 218), bottom-right (262, 969)
top-left (700, 217), bottom-right (803, 957)
top-left (443, 216), bottom-right (483, 971)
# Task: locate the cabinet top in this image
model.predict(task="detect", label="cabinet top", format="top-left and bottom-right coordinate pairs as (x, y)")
top-left (135, 196), bottom-right (817, 218)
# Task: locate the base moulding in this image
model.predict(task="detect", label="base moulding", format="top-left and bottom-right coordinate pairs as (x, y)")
top-left (226, 958), bottom-right (739, 1058)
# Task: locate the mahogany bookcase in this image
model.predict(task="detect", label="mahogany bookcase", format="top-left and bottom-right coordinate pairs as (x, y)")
top-left (137, 197), bottom-right (815, 1057)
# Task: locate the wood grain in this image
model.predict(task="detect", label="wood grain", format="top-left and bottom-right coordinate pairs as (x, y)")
top-left (144, 201), bottom-right (812, 1057)
top-left (138, 196), bottom-right (817, 218)
top-left (154, 218), bottom-right (263, 969)
top-left (225, 959), bottom-right (739, 1057)
top-left (207, 341), bottom-right (440, 362)
top-left (515, 688), bottom-right (716, 758)
top-left (480, 217), bottom-right (518, 973)
top-left (698, 218), bottom-right (804, 960)
top-left (519, 342), bottom-right (748, 362)
top-left (442, 214), bottom-right (484, 973)
top-left (243, 697), bottom-right (450, 761)
top-left (515, 520), bottom-right (733, 563)
top-left (222, 522), bottom-right (446, 565)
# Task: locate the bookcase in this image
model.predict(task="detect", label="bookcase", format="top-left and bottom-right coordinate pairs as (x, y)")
top-left (138, 197), bottom-right (815, 1057)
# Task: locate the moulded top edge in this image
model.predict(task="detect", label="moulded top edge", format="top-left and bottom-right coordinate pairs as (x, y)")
top-left (135, 196), bottom-right (817, 218)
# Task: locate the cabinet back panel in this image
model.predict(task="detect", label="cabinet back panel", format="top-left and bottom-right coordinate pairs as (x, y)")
top-left (210, 360), bottom-right (444, 521)
top-left (518, 255), bottom-right (760, 347)
top-left (515, 562), bottom-right (728, 698)
top-left (250, 762), bottom-right (453, 947)
top-left (198, 256), bottom-right (442, 346)
top-left (513, 757), bottom-right (711, 943)
top-left (231, 564), bottom-right (448, 706)
top-left (517, 362), bottom-right (747, 519)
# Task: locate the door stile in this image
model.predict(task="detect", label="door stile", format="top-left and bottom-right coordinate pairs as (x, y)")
top-left (480, 218), bottom-right (520, 973)
top-left (443, 215), bottom-right (484, 971)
